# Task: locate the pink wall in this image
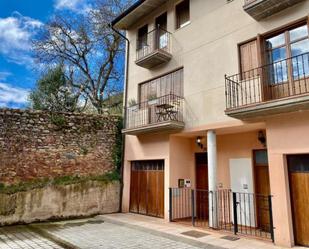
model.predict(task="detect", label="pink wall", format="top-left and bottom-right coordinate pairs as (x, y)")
top-left (122, 123), bottom-right (302, 247)
top-left (217, 131), bottom-right (264, 189)
top-left (122, 133), bottom-right (170, 219)
top-left (266, 110), bottom-right (309, 247)
top-left (170, 136), bottom-right (195, 188)
top-left (188, 131), bottom-right (264, 190)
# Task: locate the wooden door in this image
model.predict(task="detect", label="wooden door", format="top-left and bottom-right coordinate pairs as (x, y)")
top-left (129, 169), bottom-right (139, 213)
top-left (195, 153), bottom-right (209, 220)
top-left (253, 150), bottom-right (271, 231)
top-left (287, 155), bottom-right (309, 247)
top-left (130, 160), bottom-right (164, 218)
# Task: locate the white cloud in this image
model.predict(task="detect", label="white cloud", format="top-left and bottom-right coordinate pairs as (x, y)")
top-left (54, 0), bottom-right (82, 10)
top-left (0, 82), bottom-right (30, 107)
top-left (54, 0), bottom-right (92, 14)
top-left (0, 12), bottom-right (43, 66)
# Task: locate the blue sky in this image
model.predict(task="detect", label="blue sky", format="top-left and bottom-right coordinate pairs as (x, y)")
top-left (0, 0), bottom-right (92, 108)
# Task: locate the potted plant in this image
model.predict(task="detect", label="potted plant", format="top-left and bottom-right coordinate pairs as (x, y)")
top-left (147, 93), bottom-right (158, 105)
top-left (128, 99), bottom-right (137, 110)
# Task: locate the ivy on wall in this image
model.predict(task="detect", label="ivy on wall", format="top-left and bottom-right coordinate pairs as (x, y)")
top-left (112, 117), bottom-right (123, 173)
top-left (0, 172), bottom-right (120, 195)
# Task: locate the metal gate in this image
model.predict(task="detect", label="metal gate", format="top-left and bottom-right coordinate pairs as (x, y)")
top-left (169, 188), bottom-right (274, 241)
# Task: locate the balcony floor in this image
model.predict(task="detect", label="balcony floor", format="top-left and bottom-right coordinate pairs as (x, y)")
top-left (136, 49), bottom-right (172, 69)
top-left (243, 0), bottom-right (305, 20)
top-left (225, 94), bottom-right (309, 119)
top-left (122, 120), bottom-right (185, 135)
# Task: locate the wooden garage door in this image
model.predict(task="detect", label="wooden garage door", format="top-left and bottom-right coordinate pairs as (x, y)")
top-left (287, 155), bottom-right (309, 247)
top-left (130, 160), bottom-right (164, 218)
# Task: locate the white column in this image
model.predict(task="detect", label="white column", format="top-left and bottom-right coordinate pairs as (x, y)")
top-left (207, 130), bottom-right (218, 228)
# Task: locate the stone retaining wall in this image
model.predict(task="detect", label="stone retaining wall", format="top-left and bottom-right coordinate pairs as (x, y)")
top-left (0, 109), bottom-right (121, 184)
top-left (0, 181), bottom-right (120, 225)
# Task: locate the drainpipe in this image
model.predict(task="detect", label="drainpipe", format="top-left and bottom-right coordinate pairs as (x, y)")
top-left (109, 24), bottom-right (130, 213)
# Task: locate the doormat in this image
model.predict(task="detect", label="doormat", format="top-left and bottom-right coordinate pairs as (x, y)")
top-left (221, 235), bottom-right (240, 241)
top-left (181, 230), bottom-right (210, 238)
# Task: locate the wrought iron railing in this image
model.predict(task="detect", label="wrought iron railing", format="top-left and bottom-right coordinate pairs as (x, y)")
top-left (225, 52), bottom-right (309, 110)
top-left (125, 94), bottom-right (184, 129)
top-left (136, 27), bottom-right (171, 61)
top-left (169, 188), bottom-right (274, 241)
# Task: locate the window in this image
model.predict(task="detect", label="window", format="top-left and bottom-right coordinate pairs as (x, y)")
top-left (176, 0), bottom-right (190, 29)
top-left (287, 154), bottom-right (309, 173)
top-left (155, 13), bottom-right (168, 50)
top-left (139, 68), bottom-right (184, 103)
top-left (132, 160), bottom-right (164, 171)
top-left (265, 23), bottom-right (309, 84)
top-left (156, 12), bottom-right (167, 30)
top-left (137, 25), bottom-right (148, 50)
top-left (254, 150), bottom-right (268, 166)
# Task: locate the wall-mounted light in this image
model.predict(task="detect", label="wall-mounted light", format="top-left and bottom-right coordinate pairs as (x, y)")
top-left (258, 130), bottom-right (266, 147)
top-left (196, 136), bottom-right (204, 149)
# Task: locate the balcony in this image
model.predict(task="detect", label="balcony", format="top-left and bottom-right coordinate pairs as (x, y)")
top-left (123, 94), bottom-right (185, 135)
top-left (136, 28), bottom-right (172, 69)
top-left (243, 0), bottom-right (305, 20)
top-left (225, 52), bottom-right (309, 119)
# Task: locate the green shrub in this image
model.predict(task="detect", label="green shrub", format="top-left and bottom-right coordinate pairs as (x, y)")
top-left (0, 172), bottom-right (120, 195)
top-left (112, 117), bottom-right (123, 173)
top-left (50, 114), bottom-right (68, 129)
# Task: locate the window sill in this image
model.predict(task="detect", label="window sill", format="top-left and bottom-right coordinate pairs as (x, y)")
top-left (175, 21), bottom-right (191, 32)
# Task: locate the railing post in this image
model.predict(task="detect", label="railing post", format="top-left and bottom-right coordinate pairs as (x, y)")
top-left (225, 74), bottom-right (228, 109)
top-left (268, 195), bottom-right (275, 243)
top-left (232, 192), bottom-right (238, 235)
top-left (191, 189), bottom-right (195, 226)
top-left (169, 188), bottom-right (172, 222)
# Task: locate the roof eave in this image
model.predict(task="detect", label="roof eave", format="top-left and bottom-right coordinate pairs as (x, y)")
top-left (111, 0), bottom-right (168, 30)
top-left (111, 0), bottom-right (146, 29)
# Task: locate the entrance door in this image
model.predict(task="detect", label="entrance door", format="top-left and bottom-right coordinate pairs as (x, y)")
top-left (195, 153), bottom-right (208, 220)
top-left (287, 154), bottom-right (309, 247)
top-left (253, 150), bottom-right (271, 231)
top-left (130, 160), bottom-right (164, 218)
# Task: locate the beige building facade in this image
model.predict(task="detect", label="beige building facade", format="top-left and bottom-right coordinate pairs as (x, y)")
top-left (112, 0), bottom-right (309, 247)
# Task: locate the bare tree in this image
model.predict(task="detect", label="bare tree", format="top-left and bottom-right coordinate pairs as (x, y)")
top-left (33, 0), bottom-right (132, 114)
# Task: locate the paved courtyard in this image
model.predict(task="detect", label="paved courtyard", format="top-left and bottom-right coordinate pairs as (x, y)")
top-left (0, 226), bottom-right (63, 249)
top-left (44, 219), bottom-right (216, 249)
top-left (0, 214), bottom-right (307, 249)
top-left (0, 219), bottom-right (220, 249)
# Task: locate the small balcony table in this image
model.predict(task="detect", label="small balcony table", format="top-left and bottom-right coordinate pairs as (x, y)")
top-left (156, 103), bottom-right (178, 122)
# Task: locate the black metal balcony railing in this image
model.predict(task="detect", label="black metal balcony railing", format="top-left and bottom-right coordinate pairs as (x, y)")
top-left (225, 52), bottom-right (309, 110)
top-left (136, 27), bottom-right (171, 61)
top-left (125, 94), bottom-right (184, 130)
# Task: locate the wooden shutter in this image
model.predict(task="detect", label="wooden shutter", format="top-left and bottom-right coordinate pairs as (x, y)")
top-left (239, 39), bottom-right (259, 79)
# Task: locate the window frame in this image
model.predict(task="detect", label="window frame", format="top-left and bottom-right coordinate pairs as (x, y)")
top-left (264, 22), bottom-right (309, 61)
top-left (175, 0), bottom-right (190, 30)
top-left (262, 19), bottom-right (309, 63)
top-left (263, 21), bottom-right (309, 84)
top-left (237, 18), bottom-right (309, 80)
top-left (138, 67), bottom-right (184, 104)
top-left (136, 24), bottom-right (148, 50)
